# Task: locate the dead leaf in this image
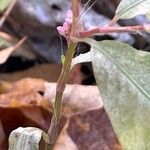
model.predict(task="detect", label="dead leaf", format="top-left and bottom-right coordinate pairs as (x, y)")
top-left (67, 108), bottom-right (122, 150)
top-left (0, 31), bottom-right (35, 59)
top-left (44, 82), bottom-right (121, 149)
top-left (0, 37), bottom-right (26, 64)
top-left (0, 78), bottom-right (121, 149)
top-left (44, 82), bottom-right (103, 115)
top-left (9, 127), bottom-right (45, 150)
top-left (0, 119), bottom-right (6, 150)
top-left (0, 78), bottom-right (51, 149)
top-left (0, 64), bottom-right (61, 82)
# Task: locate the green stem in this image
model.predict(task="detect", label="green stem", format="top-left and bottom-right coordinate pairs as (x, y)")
top-left (47, 0), bottom-right (79, 147)
top-left (54, 41), bottom-right (77, 118)
top-left (45, 143), bottom-right (53, 150)
top-left (47, 41), bottom-right (77, 144)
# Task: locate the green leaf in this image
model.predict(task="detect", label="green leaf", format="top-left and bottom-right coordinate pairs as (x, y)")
top-left (83, 38), bottom-right (150, 150)
top-left (114, 0), bottom-right (150, 20)
top-left (0, 0), bottom-right (11, 12)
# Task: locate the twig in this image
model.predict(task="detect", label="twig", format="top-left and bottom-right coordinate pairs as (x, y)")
top-left (13, 36), bottom-right (27, 49)
top-left (0, 31), bottom-right (19, 44)
top-left (0, 0), bottom-right (17, 28)
top-left (0, 31), bottom-right (28, 50)
top-left (0, 36), bottom-right (27, 64)
top-left (79, 24), bottom-right (150, 37)
top-left (0, 31), bottom-right (28, 46)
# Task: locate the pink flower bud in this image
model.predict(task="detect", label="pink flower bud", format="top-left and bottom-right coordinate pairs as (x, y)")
top-left (66, 10), bottom-right (73, 18)
top-left (63, 22), bottom-right (70, 30)
top-left (57, 26), bottom-right (65, 35)
top-left (65, 18), bottom-right (72, 24)
top-left (56, 10), bottom-right (74, 39)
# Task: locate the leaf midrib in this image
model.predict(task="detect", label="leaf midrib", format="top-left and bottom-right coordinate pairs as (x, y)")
top-left (92, 42), bottom-right (150, 101)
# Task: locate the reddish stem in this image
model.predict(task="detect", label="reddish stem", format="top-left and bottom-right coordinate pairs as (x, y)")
top-left (71, 0), bottom-right (80, 38)
top-left (79, 24), bottom-right (150, 37)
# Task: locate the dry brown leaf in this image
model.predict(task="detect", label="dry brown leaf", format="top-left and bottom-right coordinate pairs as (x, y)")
top-left (0, 78), bottom-right (47, 107)
top-left (0, 78), bottom-right (121, 149)
top-left (44, 82), bottom-right (121, 150)
top-left (0, 36), bottom-right (26, 64)
top-left (67, 108), bottom-right (122, 150)
top-left (0, 119), bottom-right (6, 150)
top-left (0, 78), bottom-right (51, 149)
top-left (44, 82), bottom-right (103, 115)
top-left (0, 31), bottom-right (35, 59)
top-left (0, 64), bottom-right (61, 82)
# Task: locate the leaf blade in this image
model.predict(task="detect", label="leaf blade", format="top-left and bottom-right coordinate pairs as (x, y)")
top-left (71, 51), bottom-right (92, 69)
top-left (9, 127), bottom-right (46, 150)
top-left (114, 0), bottom-right (150, 20)
top-left (83, 38), bottom-right (150, 149)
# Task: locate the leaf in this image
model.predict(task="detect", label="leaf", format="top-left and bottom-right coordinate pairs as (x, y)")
top-left (0, 37), bottom-right (26, 64)
top-left (0, 78), bottom-right (120, 149)
top-left (83, 38), bottom-right (150, 149)
top-left (0, 78), bottom-right (51, 148)
top-left (71, 51), bottom-right (92, 69)
top-left (0, 46), bottom-right (17, 64)
top-left (114, 0), bottom-right (150, 20)
top-left (0, 0), bottom-right (11, 12)
top-left (45, 83), bottom-right (121, 150)
top-left (0, 31), bottom-right (35, 59)
top-left (44, 82), bottom-right (103, 115)
top-left (9, 127), bottom-right (46, 150)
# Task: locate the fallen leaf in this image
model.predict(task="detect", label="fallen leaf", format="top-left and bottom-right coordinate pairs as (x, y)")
top-left (0, 78), bottom-right (121, 149)
top-left (0, 37), bottom-right (26, 64)
top-left (9, 127), bottom-right (46, 150)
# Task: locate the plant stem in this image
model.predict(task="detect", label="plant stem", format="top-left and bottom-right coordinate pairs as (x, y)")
top-left (47, 41), bottom-right (77, 145)
top-left (79, 24), bottom-right (150, 37)
top-left (54, 41), bottom-right (77, 119)
top-left (47, 0), bottom-right (79, 146)
top-left (45, 143), bottom-right (53, 150)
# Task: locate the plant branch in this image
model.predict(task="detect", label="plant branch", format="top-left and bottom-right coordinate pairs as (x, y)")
top-left (0, 31), bottom-right (22, 45)
top-left (79, 24), bottom-right (150, 37)
top-left (0, 0), bottom-right (17, 28)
